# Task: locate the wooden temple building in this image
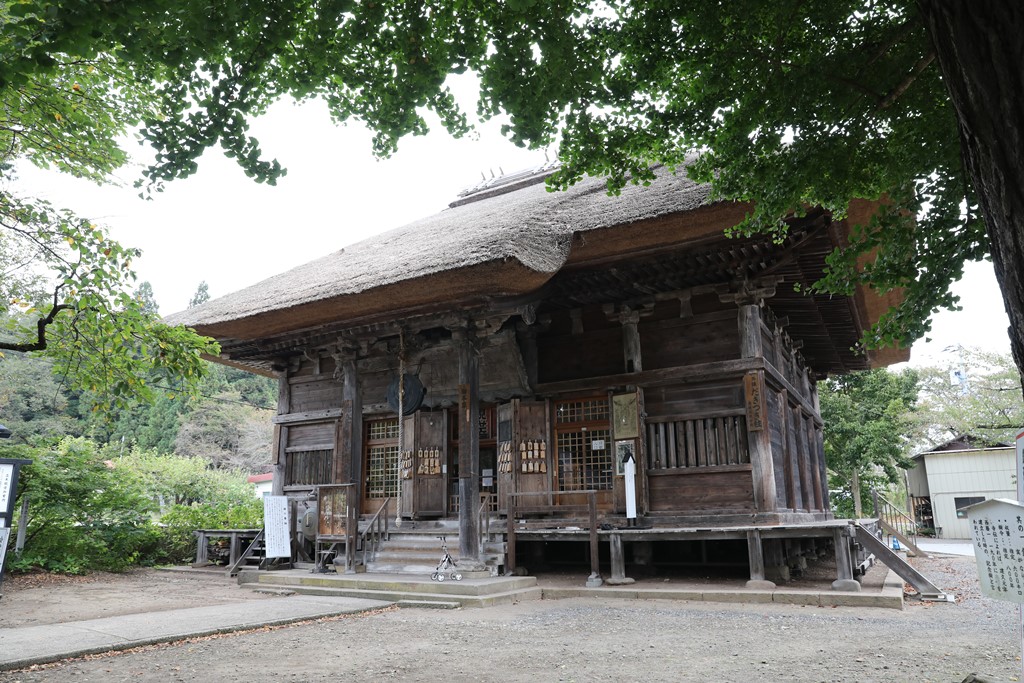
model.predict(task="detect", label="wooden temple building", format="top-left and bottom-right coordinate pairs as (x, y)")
top-left (169, 164), bottom-right (908, 589)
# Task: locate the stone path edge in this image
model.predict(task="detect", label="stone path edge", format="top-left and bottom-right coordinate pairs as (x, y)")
top-left (0, 600), bottom-right (392, 672)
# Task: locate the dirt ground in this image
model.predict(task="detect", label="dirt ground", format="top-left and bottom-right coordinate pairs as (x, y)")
top-left (0, 568), bottom-right (272, 628)
top-left (0, 556), bottom-right (1021, 683)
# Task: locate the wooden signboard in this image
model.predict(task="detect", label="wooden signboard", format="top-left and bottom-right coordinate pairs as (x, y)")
top-left (318, 486), bottom-right (349, 538)
top-left (744, 372), bottom-right (766, 432)
top-left (612, 393), bottom-right (639, 440)
top-left (263, 495), bottom-right (291, 558)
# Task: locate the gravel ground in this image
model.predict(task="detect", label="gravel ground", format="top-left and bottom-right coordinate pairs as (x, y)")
top-left (0, 556), bottom-right (1020, 683)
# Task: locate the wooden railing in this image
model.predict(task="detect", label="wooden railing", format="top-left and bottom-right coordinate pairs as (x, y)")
top-left (871, 489), bottom-right (928, 558)
top-left (359, 497), bottom-right (391, 567)
top-left (646, 415), bottom-right (749, 469)
top-left (507, 490), bottom-right (599, 584)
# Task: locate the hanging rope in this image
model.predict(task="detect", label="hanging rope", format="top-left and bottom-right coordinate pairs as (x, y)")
top-left (395, 329), bottom-right (406, 528)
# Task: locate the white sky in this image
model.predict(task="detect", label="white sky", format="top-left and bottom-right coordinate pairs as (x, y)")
top-left (10, 96), bottom-right (1013, 371)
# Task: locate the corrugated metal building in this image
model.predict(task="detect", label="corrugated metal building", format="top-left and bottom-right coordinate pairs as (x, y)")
top-left (907, 436), bottom-right (1017, 539)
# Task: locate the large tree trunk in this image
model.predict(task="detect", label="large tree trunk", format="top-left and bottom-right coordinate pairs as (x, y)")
top-left (918, 2), bottom-right (1024, 387)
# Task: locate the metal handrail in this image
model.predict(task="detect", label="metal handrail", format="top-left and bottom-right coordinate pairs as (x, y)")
top-left (870, 489), bottom-right (928, 557)
top-left (360, 497), bottom-right (391, 567)
top-left (871, 490), bottom-right (918, 537)
top-left (478, 491), bottom-right (493, 547)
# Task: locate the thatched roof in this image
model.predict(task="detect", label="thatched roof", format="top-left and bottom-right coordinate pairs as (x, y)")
top-left (167, 163), bottom-right (908, 371)
top-left (167, 165), bottom-right (716, 340)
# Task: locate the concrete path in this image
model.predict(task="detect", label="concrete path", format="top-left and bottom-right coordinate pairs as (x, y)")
top-left (0, 595), bottom-right (391, 671)
top-left (917, 538), bottom-right (976, 557)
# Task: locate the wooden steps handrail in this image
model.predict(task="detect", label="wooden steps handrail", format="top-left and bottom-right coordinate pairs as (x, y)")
top-left (359, 497), bottom-right (391, 567)
top-left (227, 529), bottom-right (265, 576)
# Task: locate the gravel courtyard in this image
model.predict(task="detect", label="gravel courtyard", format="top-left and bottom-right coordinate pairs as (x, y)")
top-left (0, 555), bottom-right (1019, 683)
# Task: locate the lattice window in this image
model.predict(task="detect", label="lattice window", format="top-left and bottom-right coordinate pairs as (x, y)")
top-left (286, 448), bottom-right (333, 486)
top-left (557, 428), bottom-right (613, 491)
top-left (368, 419), bottom-right (399, 441)
top-left (366, 445), bottom-right (399, 498)
top-left (365, 418), bottom-right (400, 499)
top-left (646, 416), bottom-right (750, 469)
top-left (555, 398), bottom-right (610, 424)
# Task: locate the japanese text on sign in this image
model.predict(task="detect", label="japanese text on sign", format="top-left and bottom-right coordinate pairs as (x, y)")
top-left (969, 498), bottom-right (1024, 604)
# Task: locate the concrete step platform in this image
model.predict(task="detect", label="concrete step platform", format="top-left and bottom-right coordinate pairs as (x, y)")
top-left (239, 570), bottom-right (541, 607)
top-left (245, 581), bottom-right (542, 608)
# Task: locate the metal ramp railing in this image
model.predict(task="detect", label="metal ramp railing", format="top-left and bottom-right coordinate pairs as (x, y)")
top-left (854, 522), bottom-right (952, 601)
top-left (871, 489), bottom-right (929, 558)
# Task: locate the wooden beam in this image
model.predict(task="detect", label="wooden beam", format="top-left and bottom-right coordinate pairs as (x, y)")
top-left (535, 358), bottom-right (763, 395)
top-left (271, 408), bottom-right (344, 425)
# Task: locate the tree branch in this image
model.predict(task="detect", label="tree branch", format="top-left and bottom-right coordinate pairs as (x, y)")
top-left (874, 51), bottom-right (936, 112)
top-left (0, 299), bottom-right (72, 353)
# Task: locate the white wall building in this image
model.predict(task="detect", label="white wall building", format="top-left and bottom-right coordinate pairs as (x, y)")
top-left (907, 436), bottom-right (1017, 539)
top-left (247, 472), bottom-right (274, 498)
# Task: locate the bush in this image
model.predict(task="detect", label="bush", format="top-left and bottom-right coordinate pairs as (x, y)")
top-left (3, 438), bottom-right (161, 573)
top-left (155, 498), bottom-right (265, 564)
top-left (2, 438), bottom-right (266, 573)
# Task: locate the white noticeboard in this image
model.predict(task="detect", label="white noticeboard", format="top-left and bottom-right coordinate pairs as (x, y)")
top-left (968, 498), bottom-right (1024, 604)
top-left (0, 527), bottom-right (9, 570)
top-left (263, 496), bottom-right (291, 559)
top-left (0, 464), bottom-right (13, 513)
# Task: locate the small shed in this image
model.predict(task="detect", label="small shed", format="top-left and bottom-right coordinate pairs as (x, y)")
top-left (907, 435), bottom-right (1018, 539)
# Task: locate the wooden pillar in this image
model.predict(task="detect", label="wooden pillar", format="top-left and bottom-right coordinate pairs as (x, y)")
top-left (763, 538), bottom-right (790, 582)
top-left (738, 302), bottom-right (777, 513)
top-left (745, 529), bottom-right (776, 589)
top-left (606, 533), bottom-right (635, 585)
top-left (455, 326), bottom-right (482, 568)
top-left (621, 307), bottom-right (643, 373)
top-left (338, 351), bottom-right (363, 503)
top-left (619, 306), bottom-right (648, 516)
top-left (831, 526), bottom-right (861, 591)
top-left (271, 368), bottom-right (290, 496)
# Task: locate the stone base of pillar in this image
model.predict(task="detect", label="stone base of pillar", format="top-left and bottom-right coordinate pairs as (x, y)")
top-left (831, 579), bottom-right (862, 592)
top-left (606, 576), bottom-right (636, 586)
top-left (745, 579), bottom-right (777, 590)
top-left (585, 573), bottom-right (604, 588)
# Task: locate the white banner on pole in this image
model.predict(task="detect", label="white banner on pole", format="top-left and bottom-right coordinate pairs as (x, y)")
top-left (1016, 430), bottom-right (1024, 503)
top-left (0, 464), bottom-right (13, 513)
top-left (263, 496), bottom-right (291, 559)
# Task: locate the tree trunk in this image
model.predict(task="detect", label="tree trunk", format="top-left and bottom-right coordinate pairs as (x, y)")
top-left (918, 1), bottom-right (1024, 389)
top-left (851, 469), bottom-right (863, 518)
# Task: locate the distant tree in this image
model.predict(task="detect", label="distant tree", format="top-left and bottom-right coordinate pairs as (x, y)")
top-left (0, 350), bottom-right (78, 442)
top-left (915, 349), bottom-right (1024, 446)
top-left (820, 368), bottom-right (920, 517)
top-left (174, 394), bottom-right (273, 471)
top-left (188, 281), bottom-right (210, 309)
top-left (134, 281), bottom-right (159, 316)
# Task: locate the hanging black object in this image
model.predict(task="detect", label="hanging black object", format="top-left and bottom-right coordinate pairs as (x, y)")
top-left (387, 374), bottom-right (426, 415)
